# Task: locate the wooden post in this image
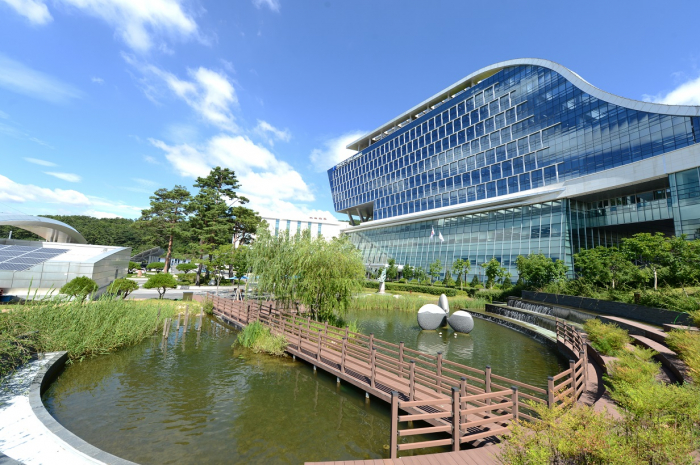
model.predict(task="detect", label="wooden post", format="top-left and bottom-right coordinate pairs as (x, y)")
top-left (162, 317), bottom-right (169, 337)
top-left (409, 360), bottom-right (415, 401)
top-left (368, 333), bottom-right (374, 353)
top-left (176, 313), bottom-right (181, 330)
top-left (341, 338), bottom-right (347, 373)
top-left (398, 342), bottom-right (405, 378)
top-left (370, 347), bottom-right (376, 388)
top-left (451, 387), bottom-right (460, 452)
top-left (316, 329), bottom-right (322, 360)
top-left (485, 365), bottom-right (492, 405)
top-left (580, 350), bottom-right (587, 394)
top-left (324, 321), bottom-right (328, 335)
top-left (164, 318), bottom-right (171, 338)
top-left (460, 377), bottom-right (467, 410)
top-left (345, 326), bottom-right (349, 339)
top-left (569, 359), bottom-right (576, 400)
top-left (198, 307), bottom-right (203, 331)
top-left (512, 386), bottom-right (519, 421)
top-left (547, 376), bottom-right (555, 407)
top-left (183, 311), bottom-right (189, 333)
top-left (298, 324), bottom-right (302, 350)
top-left (390, 391), bottom-right (399, 459)
top-left (307, 317), bottom-right (311, 331)
top-left (436, 352), bottom-right (443, 390)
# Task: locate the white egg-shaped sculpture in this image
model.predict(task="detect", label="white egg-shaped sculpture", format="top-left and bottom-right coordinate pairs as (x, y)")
top-left (417, 304), bottom-right (447, 330)
top-left (447, 310), bottom-right (474, 334)
top-left (437, 293), bottom-right (449, 313)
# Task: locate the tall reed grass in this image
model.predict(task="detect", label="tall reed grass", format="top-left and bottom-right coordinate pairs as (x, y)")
top-left (0, 296), bottom-right (184, 375)
top-left (349, 294), bottom-right (487, 313)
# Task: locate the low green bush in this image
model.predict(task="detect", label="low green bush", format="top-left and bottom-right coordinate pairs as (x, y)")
top-left (665, 329), bottom-right (700, 384)
top-left (583, 319), bottom-right (631, 356)
top-left (397, 278), bottom-right (407, 283)
top-left (688, 309), bottom-right (700, 328)
top-left (364, 280), bottom-right (457, 296)
top-left (106, 278), bottom-right (138, 299)
top-left (60, 276), bottom-right (98, 302)
top-left (502, 338), bottom-right (700, 464)
top-left (235, 321), bottom-right (286, 356)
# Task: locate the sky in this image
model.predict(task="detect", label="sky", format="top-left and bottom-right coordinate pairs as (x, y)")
top-left (1, 0), bottom-right (700, 221)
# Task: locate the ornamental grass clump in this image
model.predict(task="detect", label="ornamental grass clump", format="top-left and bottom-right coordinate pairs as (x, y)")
top-left (236, 321), bottom-right (287, 356)
top-left (501, 344), bottom-right (700, 464)
top-left (0, 297), bottom-right (180, 371)
top-left (665, 329), bottom-right (700, 383)
top-left (583, 318), bottom-right (631, 356)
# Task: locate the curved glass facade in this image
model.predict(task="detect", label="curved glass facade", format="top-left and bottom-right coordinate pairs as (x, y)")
top-left (329, 65), bottom-right (696, 221)
top-left (330, 63), bottom-right (700, 280)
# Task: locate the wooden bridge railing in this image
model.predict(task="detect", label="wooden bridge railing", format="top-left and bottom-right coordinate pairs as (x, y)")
top-left (194, 294), bottom-right (589, 458)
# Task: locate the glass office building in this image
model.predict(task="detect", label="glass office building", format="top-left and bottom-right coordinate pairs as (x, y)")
top-left (327, 59), bottom-right (700, 280)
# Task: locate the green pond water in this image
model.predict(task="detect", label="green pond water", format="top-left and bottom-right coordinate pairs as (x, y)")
top-left (43, 308), bottom-right (566, 464)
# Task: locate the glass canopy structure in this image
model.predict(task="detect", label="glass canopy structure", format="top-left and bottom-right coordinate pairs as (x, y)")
top-left (328, 58), bottom-right (700, 280)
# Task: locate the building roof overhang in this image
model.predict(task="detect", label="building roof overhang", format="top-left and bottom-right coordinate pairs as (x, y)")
top-left (0, 213), bottom-right (87, 244)
top-left (344, 58), bottom-right (700, 154)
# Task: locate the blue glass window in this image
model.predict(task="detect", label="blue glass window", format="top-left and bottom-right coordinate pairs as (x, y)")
top-left (508, 176), bottom-right (519, 194)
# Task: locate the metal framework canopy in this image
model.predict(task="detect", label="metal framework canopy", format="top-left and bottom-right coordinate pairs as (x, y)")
top-left (0, 213), bottom-right (87, 244)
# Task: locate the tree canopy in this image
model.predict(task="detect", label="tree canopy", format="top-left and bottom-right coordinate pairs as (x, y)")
top-left (248, 228), bottom-right (365, 322)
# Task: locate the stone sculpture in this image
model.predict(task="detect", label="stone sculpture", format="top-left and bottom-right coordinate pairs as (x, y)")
top-left (447, 310), bottom-right (474, 334)
top-left (417, 304), bottom-right (447, 330)
top-left (437, 293), bottom-right (449, 313)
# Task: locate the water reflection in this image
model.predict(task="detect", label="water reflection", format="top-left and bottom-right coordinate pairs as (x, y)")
top-left (44, 309), bottom-right (565, 464)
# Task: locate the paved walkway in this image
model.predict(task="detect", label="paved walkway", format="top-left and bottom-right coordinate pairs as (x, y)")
top-left (0, 354), bottom-right (101, 464)
top-left (305, 445), bottom-right (502, 465)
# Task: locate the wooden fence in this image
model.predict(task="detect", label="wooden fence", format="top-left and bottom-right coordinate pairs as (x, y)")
top-left (195, 293), bottom-right (588, 459)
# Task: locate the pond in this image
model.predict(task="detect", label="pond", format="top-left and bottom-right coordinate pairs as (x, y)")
top-left (43, 308), bottom-right (566, 464)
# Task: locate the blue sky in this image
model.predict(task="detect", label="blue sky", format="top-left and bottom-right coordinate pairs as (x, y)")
top-left (1, 0), bottom-right (700, 220)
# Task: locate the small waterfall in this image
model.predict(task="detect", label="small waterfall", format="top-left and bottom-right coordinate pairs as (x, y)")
top-left (488, 305), bottom-right (558, 332)
top-left (506, 298), bottom-right (595, 326)
top-left (507, 298), bottom-right (553, 316)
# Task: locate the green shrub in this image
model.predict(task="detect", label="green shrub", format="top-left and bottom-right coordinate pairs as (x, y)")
top-left (202, 298), bottom-right (214, 315)
top-left (398, 278), bottom-right (407, 283)
top-left (607, 346), bottom-right (659, 388)
top-left (235, 321), bottom-right (286, 356)
top-left (146, 262), bottom-right (165, 272)
top-left (363, 280), bottom-right (457, 296)
top-left (60, 276), bottom-right (98, 301)
top-left (106, 278), bottom-right (138, 299)
top-left (666, 329), bottom-right (700, 383)
top-left (143, 273), bottom-right (178, 299)
top-left (583, 319), bottom-right (631, 356)
top-left (688, 309), bottom-right (700, 328)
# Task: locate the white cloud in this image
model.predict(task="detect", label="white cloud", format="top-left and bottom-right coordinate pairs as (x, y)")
top-left (124, 55), bottom-right (238, 132)
top-left (45, 172), bottom-right (82, 182)
top-left (253, 0), bottom-right (280, 12)
top-left (24, 157), bottom-right (57, 167)
top-left (0, 0), bottom-right (52, 24)
top-left (144, 155), bottom-right (159, 164)
top-left (84, 210), bottom-right (121, 218)
top-left (643, 75), bottom-right (700, 106)
top-left (56, 0), bottom-right (199, 53)
top-left (0, 174), bottom-right (90, 205)
top-left (309, 131), bottom-right (365, 172)
top-left (0, 109), bottom-right (8, 119)
top-left (0, 53), bottom-right (83, 104)
top-left (254, 119), bottom-right (290, 145)
top-left (150, 134), bottom-right (315, 214)
top-left (91, 76), bottom-right (104, 84)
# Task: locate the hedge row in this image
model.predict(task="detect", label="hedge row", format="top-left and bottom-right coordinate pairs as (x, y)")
top-left (364, 281), bottom-right (458, 297)
top-left (364, 281), bottom-right (524, 300)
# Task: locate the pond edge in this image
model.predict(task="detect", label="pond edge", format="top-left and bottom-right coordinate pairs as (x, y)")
top-left (29, 351), bottom-right (139, 465)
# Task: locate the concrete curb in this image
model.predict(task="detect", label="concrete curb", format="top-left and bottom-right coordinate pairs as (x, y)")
top-left (27, 352), bottom-right (139, 465)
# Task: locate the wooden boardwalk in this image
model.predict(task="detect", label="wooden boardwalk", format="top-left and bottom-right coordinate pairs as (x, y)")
top-left (194, 295), bottom-right (588, 463)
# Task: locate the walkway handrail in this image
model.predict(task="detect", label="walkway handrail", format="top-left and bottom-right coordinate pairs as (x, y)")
top-left (195, 294), bottom-right (589, 458)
